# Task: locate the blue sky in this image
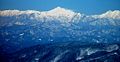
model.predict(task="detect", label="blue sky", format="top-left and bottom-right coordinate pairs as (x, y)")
top-left (0, 0), bottom-right (120, 15)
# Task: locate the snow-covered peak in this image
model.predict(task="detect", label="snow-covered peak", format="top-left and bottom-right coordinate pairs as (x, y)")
top-left (40, 7), bottom-right (81, 22)
top-left (47, 7), bottom-right (76, 16)
top-left (93, 10), bottom-right (120, 19)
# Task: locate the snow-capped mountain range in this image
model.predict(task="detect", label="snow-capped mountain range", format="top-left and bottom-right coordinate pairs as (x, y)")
top-left (0, 7), bottom-right (120, 26)
top-left (0, 7), bottom-right (81, 23)
top-left (0, 7), bottom-right (120, 19)
top-left (0, 7), bottom-right (120, 53)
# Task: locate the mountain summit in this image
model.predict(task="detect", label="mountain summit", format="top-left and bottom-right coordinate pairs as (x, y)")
top-left (93, 10), bottom-right (120, 19)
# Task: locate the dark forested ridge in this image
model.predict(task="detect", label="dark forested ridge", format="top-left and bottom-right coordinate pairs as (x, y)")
top-left (0, 42), bottom-right (120, 62)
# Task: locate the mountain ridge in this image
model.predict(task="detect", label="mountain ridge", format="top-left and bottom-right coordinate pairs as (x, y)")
top-left (0, 7), bottom-right (120, 21)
